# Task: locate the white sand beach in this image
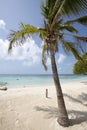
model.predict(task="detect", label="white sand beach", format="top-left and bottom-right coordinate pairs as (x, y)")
top-left (0, 81), bottom-right (87, 130)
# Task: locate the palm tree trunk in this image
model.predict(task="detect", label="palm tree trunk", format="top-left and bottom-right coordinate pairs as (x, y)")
top-left (50, 46), bottom-right (70, 127)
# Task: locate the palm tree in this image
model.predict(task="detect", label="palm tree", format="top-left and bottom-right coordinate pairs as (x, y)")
top-left (8, 0), bottom-right (87, 127)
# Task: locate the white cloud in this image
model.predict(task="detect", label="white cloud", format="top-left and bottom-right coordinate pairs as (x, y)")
top-left (57, 54), bottom-right (66, 64)
top-left (0, 39), bottom-right (9, 59)
top-left (0, 38), bottom-right (42, 66)
top-left (0, 20), bottom-right (6, 29)
top-left (0, 38), bottom-right (67, 68)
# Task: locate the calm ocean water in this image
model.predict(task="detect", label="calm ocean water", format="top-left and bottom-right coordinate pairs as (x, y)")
top-left (0, 74), bottom-right (86, 88)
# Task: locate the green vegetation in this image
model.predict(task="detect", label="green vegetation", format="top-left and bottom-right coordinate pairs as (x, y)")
top-left (8, 0), bottom-right (87, 127)
top-left (73, 53), bottom-right (87, 74)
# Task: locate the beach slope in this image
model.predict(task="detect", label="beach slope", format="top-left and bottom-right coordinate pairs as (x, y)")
top-left (0, 81), bottom-right (87, 130)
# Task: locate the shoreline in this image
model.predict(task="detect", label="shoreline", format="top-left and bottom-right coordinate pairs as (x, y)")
top-left (0, 81), bottom-right (87, 130)
top-left (0, 74), bottom-right (87, 89)
top-left (4, 77), bottom-right (87, 89)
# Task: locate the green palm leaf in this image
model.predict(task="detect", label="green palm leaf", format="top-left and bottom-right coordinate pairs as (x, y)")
top-left (41, 0), bottom-right (57, 23)
top-left (9, 24), bottom-right (40, 42)
top-left (41, 4), bottom-right (49, 19)
top-left (57, 25), bottom-right (78, 33)
top-left (8, 23), bottom-right (44, 51)
top-left (60, 33), bottom-right (87, 53)
top-left (49, 0), bottom-right (64, 22)
top-left (20, 23), bottom-right (40, 34)
top-left (74, 36), bottom-right (87, 53)
top-left (61, 40), bottom-right (82, 60)
top-left (74, 36), bottom-right (87, 42)
top-left (50, 0), bottom-right (87, 28)
top-left (65, 16), bottom-right (87, 26)
top-left (61, 0), bottom-right (87, 16)
top-left (61, 33), bottom-right (87, 43)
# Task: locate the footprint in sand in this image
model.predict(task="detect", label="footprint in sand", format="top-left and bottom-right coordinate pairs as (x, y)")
top-left (15, 119), bottom-right (20, 126)
top-left (7, 100), bottom-right (14, 111)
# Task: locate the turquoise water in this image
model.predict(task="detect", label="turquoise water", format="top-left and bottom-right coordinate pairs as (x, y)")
top-left (0, 74), bottom-right (86, 88)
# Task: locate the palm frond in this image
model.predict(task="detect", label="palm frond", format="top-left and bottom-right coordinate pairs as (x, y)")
top-left (51, 0), bottom-right (87, 29)
top-left (51, 0), bottom-right (66, 28)
top-left (8, 24), bottom-right (41, 51)
top-left (60, 33), bottom-right (87, 42)
top-left (48, 0), bottom-right (56, 15)
top-left (41, 0), bottom-right (56, 20)
top-left (41, 3), bottom-right (49, 19)
top-left (20, 23), bottom-right (40, 34)
top-left (39, 30), bottom-right (46, 40)
top-left (74, 36), bottom-right (87, 42)
top-left (46, 0), bottom-right (50, 8)
top-left (61, 39), bottom-right (82, 60)
top-left (49, 0), bottom-right (64, 23)
top-left (8, 41), bottom-right (13, 51)
top-left (60, 33), bottom-right (87, 53)
top-left (61, 33), bottom-right (87, 43)
top-left (65, 16), bottom-right (87, 26)
top-left (57, 25), bottom-right (78, 33)
top-left (8, 30), bottom-right (26, 52)
top-left (74, 36), bottom-right (87, 53)
top-left (61, 0), bottom-right (87, 16)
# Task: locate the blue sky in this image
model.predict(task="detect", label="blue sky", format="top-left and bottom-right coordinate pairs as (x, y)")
top-left (0, 0), bottom-right (86, 74)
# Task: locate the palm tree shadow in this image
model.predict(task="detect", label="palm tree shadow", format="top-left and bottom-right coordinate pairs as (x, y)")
top-left (69, 110), bottom-right (87, 126)
top-left (64, 93), bottom-right (87, 107)
top-left (78, 92), bottom-right (87, 103)
top-left (35, 93), bottom-right (87, 126)
top-left (35, 106), bottom-right (58, 119)
top-left (35, 106), bottom-right (87, 126)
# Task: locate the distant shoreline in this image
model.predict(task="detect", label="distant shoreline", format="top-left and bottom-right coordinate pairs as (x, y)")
top-left (0, 74), bottom-right (86, 88)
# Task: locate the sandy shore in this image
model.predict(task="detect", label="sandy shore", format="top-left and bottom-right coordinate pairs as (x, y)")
top-left (0, 81), bottom-right (87, 130)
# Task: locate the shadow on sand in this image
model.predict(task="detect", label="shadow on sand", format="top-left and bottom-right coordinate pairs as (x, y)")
top-left (35, 93), bottom-right (87, 126)
top-left (64, 92), bottom-right (87, 107)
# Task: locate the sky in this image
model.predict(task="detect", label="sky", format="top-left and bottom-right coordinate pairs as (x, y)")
top-left (0, 0), bottom-right (87, 74)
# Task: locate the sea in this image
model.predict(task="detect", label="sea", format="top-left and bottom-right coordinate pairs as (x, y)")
top-left (0, 74), bottom-right (87, 88)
